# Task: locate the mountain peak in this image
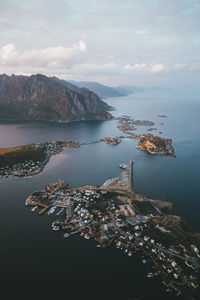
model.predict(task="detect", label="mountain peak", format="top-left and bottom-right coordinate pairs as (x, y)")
top-left (0, 74), bottom-right (112, 122)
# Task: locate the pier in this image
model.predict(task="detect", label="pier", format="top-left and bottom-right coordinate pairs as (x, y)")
top-left (128, 160), bottom-right (134, 192)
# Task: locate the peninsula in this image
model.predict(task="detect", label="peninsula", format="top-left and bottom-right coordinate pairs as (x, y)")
top-left (25, 162), bottom-right (200, 298)
top-left (0, 140), bottom-right (80, 177)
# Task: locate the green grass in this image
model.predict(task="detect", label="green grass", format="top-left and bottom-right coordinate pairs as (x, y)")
top-left (0, 144), bottom-right (46, 167)
top-left (133, 200), bottom-right (159, 216)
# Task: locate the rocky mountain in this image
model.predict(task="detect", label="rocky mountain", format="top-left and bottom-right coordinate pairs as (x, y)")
top-left (69, 80), bottom-right (131, 98)
top-left (0, 74), bottom-right (112, 122)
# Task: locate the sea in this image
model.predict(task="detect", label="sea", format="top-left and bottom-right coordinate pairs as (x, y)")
top-left (0, 89), bottom-right (200, 300)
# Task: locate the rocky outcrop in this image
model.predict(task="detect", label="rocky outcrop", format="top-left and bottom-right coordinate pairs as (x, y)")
top-left (102, 137), bottom-right (122, 145)
top-left (0, 74), bottom-right (112, 122)
top-left (137, 135), bottom-right (175, 157)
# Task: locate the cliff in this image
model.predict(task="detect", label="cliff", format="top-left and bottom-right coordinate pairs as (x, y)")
top-left (0, 74), bottom-right (112, 122)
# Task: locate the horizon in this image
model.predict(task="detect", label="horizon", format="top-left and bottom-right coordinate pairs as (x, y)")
top-left (0, 0), bottom-right (200, 88)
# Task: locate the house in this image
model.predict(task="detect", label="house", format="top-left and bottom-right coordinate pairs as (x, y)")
top-left (172, 261), bottom-right (177, 268)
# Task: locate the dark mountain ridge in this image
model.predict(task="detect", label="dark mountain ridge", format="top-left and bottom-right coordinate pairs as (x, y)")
top-left (0, 74), bottom-right (112, 122)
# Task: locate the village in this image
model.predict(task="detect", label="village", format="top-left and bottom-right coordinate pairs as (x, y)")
top-left (25, 163), bottom-right (200, 298)
top-left (0, 140), bottom-right (80, 178)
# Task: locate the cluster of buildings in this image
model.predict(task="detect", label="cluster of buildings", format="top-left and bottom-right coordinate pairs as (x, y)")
top-left (0, 160), bottom-right (42, 178)
top-left (0, 141), bottom-right (64, 178)
top-left (25, 178), bottom-right (200, 297)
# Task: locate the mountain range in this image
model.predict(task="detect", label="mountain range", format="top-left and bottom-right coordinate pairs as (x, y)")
top-left (0, 74), bottom-right (112, 122)
top-left (69, 80), bottom-right (132, 98)
top-left (69, 81), bottom-right (171, 98)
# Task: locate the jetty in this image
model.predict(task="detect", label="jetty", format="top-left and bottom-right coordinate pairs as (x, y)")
top-left (128, 160), bottom-right (134, 192)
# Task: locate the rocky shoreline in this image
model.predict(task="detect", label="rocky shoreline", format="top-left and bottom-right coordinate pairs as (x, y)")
top-left (102, 137), bottom-right (122, 145)
top-left (137, 135), bottom-right (176, 157)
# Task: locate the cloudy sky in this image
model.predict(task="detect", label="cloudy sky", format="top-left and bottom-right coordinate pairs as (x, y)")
top-left (0, 0), bottom-right (200, 87)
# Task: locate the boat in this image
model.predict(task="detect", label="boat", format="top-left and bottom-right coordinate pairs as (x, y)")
top-left (47, 206), bottom-right (56, 215)
top-left (119, 163), bottom-right (127, 169)
top-left (142, 259), bottom-right (147, 264)
top-left (63, 233), bottom-right (70, 238)
top-left (147, 272), bottom-right (154, 278)
top-left (31, 206), bottom-right (38, 212)
top-left (52, 226), bottom-right (59, 231)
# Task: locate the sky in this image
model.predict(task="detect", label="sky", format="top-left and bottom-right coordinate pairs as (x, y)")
top-left (0, 0), bottom-right (200, 87)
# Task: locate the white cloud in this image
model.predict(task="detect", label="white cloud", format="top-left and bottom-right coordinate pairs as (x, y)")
top-left (150, 64), bottom-right (168, 74)
top-left (124, 63), bottom-right (168, 74)
top-left (124, 63), bottom-right (147, 70)
top-left (0, 41), bottom-right (87, 69)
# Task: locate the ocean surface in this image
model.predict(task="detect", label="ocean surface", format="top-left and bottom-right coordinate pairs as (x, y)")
top-left (1, 89), bottom-right (200, 299)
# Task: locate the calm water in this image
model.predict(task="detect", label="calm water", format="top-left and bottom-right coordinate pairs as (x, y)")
top-left (1, 90), bottom-right (200, 299)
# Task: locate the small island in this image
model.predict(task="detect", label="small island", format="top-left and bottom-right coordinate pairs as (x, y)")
top-left (116, 116), bottom-right (155, 126)
top-left (102, 137), bottom-right (122, 145)
top-left (118, 124), bottom-right (137, 132)
top-left (147, 127), bottom-right (157, 131)
top-left (131, 119), bottom-right (155, 126)
top-left (137, 135), bottom-right (176, 157)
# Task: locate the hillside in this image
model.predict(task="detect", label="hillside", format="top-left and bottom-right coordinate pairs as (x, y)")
top-left (0, 74), bottom-right (112, 122)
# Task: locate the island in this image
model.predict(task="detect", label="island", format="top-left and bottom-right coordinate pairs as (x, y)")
top-left (117, 116), bottom-right (155, 126)
top-left (102, 137), bottom-right (122, 145)
top-left (137, 135), bottom-right (176, 157)
top-left (25, 162), bottom-right (200, 298)
top-left (118, 124), bottom-right (137, 132)
top-left (147, 127), bottom-right (157, 131)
